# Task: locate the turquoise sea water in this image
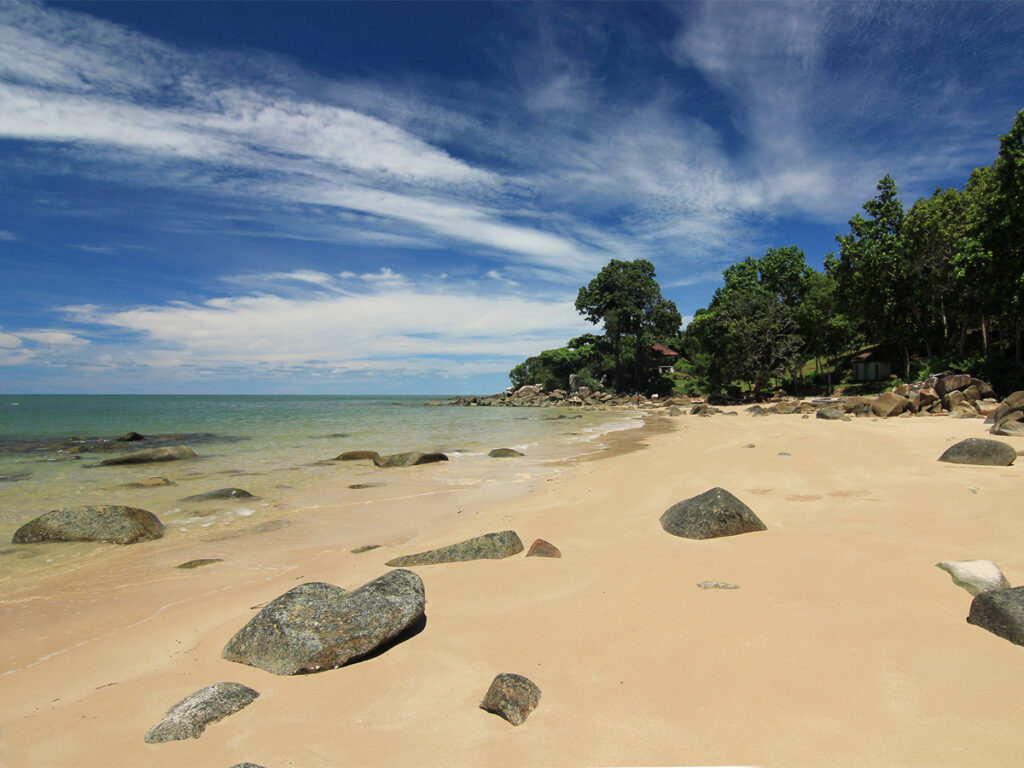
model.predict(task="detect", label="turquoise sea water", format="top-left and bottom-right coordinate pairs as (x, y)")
top-left (0, 395), bottom-right (639, 570)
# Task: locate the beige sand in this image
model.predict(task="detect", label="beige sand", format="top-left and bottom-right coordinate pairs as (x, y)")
top-left (2, 411), bottom-right (1023, 767)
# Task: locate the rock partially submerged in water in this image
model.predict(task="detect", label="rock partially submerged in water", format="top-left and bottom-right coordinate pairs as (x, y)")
top-left (144, 681), bottom-right (259, 743)
top-left (938, 438), bottom-right (1017, 466)
top-left (386, 530), bottom-right (524, 567)
top-left (488, 448), bottom-right (524, 458)
top-left (335, 450), bottom-right (380, 461)
top-left (480, 673), bottom-right (541, 726)
top-left (660, 488), bottom-right (766, 540)
top-left (373, 451), bottom-right (448, 467)
top-left (99, 445), bottom-right (197, 466)
top-left (222, 570), bottom-right (425, 675)
top-left (12, 505), bottom-right (164, 545)
top-left (181, 488), bottom-right (254, 502)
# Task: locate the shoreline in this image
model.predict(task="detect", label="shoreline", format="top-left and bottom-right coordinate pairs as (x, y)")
top-left (3, 409), bottom-right (1024, 766)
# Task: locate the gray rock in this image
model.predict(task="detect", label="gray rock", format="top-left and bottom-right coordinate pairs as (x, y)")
top-left (938, 438), bottom-right (1017, 466)
top-left (98, 445), bottom-right (196, 466)
top-left (386, 530), bottom-right (524, 567)
top-left (659, 488), bottom-right (766, 540)
top-left (668, 406), bottom-right (684, 416)
top-left (697, 581), bottom-right (740, 590)
top-left (936, 560), bottom-right (1011, 596)
top-left (181, 488), bottom-right (254, 502)
top-left (967, 586), bottom-right (1024, 646)
top-left (480, 673), bottom-right (541, 726)
top-left (144, 682), bottom-right (259, 743)
top-left (488, 448), bottom-right (524, 458)
top-left (991, 419), bottom-right (1024, 437)
top-left (816, 407), bottom-right (847, 420)
top-left (222, 570), bottom-right (425, 675)
top-left (12, 505), bottom-right (164, 545)
top-left (373, 451), bottom-right (448, 467)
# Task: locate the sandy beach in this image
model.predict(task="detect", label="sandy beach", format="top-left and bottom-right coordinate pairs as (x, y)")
top-left (2, 408), bottom-right (1023, 768)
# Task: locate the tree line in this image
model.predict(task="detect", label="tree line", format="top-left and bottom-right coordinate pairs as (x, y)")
top-left (511, 109), bottom-right (1024, 398)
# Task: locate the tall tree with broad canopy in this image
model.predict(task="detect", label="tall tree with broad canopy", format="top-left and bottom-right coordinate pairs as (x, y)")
top-left (827, 174), bottom-right (916, 380)
top-left (575, 259), bottom-right (682, 391)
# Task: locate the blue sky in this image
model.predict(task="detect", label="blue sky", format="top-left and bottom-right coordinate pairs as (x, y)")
top-left (1, 0), bottom-right (1022, 394)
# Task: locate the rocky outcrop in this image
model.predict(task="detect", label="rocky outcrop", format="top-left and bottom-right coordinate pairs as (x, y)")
top-left (989, 391), bottom-right (1024, 436)
top-left (660, 488), bottom-right (766, 540)
top-left (144, 682), bottom-right (259, 743)
top-left (967, 586), bottom-right (1024, 646)
top-left (525, 539), bottom-right (561, 558)
top-left (98, 445), bottom-right (196, 466)
top-left (937, 560), bottom-right (1011, 596)
top-left (889, 372), bottom-right (998, 416)
top-left (222, 570), bottom-right (425, 675)
top-left (385, 530), bottom-right (524, 567)
top-left (12, 505), bottom-right (164, 545)
top-left (816, 407), bottom-right (847, 420)
top-left (373, 451), bottom-right (448, 467)
top-left (479, 673), bottom-right (541, 726)
top-left (182, 488), bottom-right (254, 502)
top-left (938, 438), bottom-right (1017, 466)
top-left (335, 450), bottom-right (380, 461)
top-left (488, 448), bottom-right (524, 458)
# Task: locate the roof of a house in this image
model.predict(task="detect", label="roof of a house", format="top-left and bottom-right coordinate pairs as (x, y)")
top-left (652, 343), bottom-right (679, 356)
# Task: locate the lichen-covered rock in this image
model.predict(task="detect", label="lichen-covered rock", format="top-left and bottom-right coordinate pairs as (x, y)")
top-left (937, 560), bottom-right (1011, 596)
top-left (182, 488), bottom-right (254, 502)
top-left (12, 505), bottom-right (164, 545)
top-left (659, 488), bottom-right (766, 540)
top-left (480, 673), bottom-right (541, 726)
top-left (525, 539), bottom-right (561, 558)
top-left (222, 570), bottom-right (425, 675)
top-left (967, 586), bottom-right (1024, 646)
top-left (98, 445), bottom-right (196, 465)
top-left (938, 438), bottom-right (1016, 466)
top-left (144, 682), bottom-right (258, 743)
top-left (385, 530), bottom-right (523, 567)
top-left (488, 448), bottom-right (524, 458)
top-left (373, 451), bottom-right (448, 467)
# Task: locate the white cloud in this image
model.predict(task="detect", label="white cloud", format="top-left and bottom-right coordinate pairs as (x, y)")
top-left (0, 229), bottom-right (16, 241)
top-left (0, 329), bottom-right (22, 348)
top-left (19, 330), bottom-right (89, 346)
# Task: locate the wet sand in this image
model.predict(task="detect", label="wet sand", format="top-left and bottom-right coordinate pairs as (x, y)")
top-left (2, 410), bottom-right (1023, 767)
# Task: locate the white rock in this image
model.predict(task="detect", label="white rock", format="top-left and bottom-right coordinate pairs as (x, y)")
top-left (936, 560), bottom-right (1011, 596)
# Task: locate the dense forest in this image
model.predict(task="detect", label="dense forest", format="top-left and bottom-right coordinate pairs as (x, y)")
top-left (510, 109), bottom-right (1024, 399)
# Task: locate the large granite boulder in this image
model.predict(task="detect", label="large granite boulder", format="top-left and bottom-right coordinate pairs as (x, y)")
top-left (659, 488), bottom-right (766, 540)
top-left (222, 570), bottom-right (425, 675)
top-left (479, 673), bottom-right (541, 726)
top-left (967, 586), bottom-right (1024, 646)
top-left (385, 530), bottom-right (524, 567)
top-left (938, 438), bottom-right (1017, 466)
top-left (871, 392), bottom-right (911, 418)
top-left (98, 445), bottom-right (196, 466)
top-left (373, 451), bottom-right (448, 468)
top-left (816, 407), bottom-right (846, 420)
top-left (145, 682), bottom-right (259, 743)
top-left (12, 505), bottom-right (164, 545)
top-left (937, 560), bottom-right (1011, 596)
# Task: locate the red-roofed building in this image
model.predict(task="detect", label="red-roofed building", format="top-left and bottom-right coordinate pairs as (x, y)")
top-left (652, 343), bottom-right (679, 373)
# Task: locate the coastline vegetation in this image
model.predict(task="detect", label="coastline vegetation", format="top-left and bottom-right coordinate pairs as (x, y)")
top-left (511, 108), bottom-right (1024, 399)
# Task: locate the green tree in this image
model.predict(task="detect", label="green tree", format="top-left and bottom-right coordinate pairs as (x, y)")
top-left (828, 174), bottom-right (916, 379)
top-left (575, 259), bottom-right (682, 390)
top-left (985, 108), bottom-right (1024, 362)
